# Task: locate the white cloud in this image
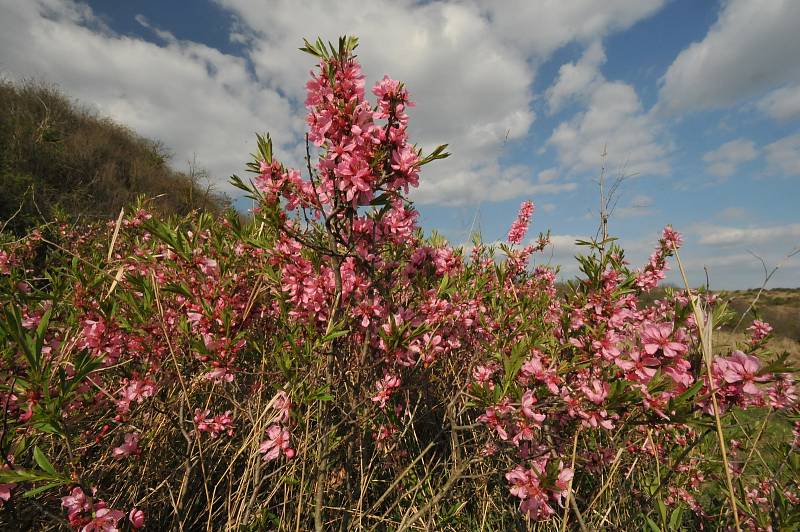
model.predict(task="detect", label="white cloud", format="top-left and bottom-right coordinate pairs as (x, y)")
top-left (477, 0), bottom-right (665, 57)
top-left (613, 194), bottom-right (655, 218)
top-left (213, 0), bottom-right (668, 205)
top-left (545, 41), bottom-right (605, 113)
top-left (537, 168), bottom-right (559, 183)
top-left (0, 0), bottom-right (669, 206)
top-left (764, 133), bottom-right (800, 176)
top-left (696, 223), bottom-right (800, 247)
top-left (546, 44), bottom-right (670, 177)
top-left (658, 0), bottom-right (800, 112)
top-left (415, 163), bottom-right (576, 206)
top-left (716, 207), bottom-right (749, 221)
top-left (758, 84), bottom-right (800, 121)
top-left (702, 138), bottom-right (758, 178)
top-left (0, 0), bottom-right (301, 194)
top-left (213, 0), bottom-right (536, 206)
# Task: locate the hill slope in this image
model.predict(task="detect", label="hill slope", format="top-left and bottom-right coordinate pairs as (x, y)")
top-left (0, 80), bottom-right (230, 233)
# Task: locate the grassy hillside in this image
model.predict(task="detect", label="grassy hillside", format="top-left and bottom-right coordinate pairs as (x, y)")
top-left (718, 287), bottom-right (800, 340)
top-left (715, 287), bottom-right (800, 358)
top-left (0, 80), bottom-right (230, 233)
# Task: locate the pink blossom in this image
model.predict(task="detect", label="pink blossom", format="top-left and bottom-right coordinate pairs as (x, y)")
top-left (581, 379), bottom-right (609, 405)
top-left (193, 409), bottom-right (235, 438)
top-left (718, 351), bottom-right (769, 395)
top-left (0, 461), bottom-right (14, 507)
top-left (271, 390), bottom-right (292, 424)
top-left (641, 323), bottom-right (686, 358)
top-left (473, 363), bottom-right (497, 389)
top-left (62, 486), bottom-right (91, 518)
top-left (81, 507), bottom-right (125, 532)
top-left (520, 390), bottom-right (545, 424)
top-left (592, 331), bottom-right (621, 361)
top-left (128, 508), bottom-right (145, 529)
top-left (507, 201), bottom-right (534, 245)
top-left (747, 319), bottom-right (772, 344)
top-left (616, 350), bottom-right (660, 382)
top-left (371, 374), bottom-right (401, 409)
top-left (259, 424), bottom-right (295, 461)
top-left (0, 483), bottom-right (13, 506)
top-left (112, 432), bottom-right (140, 459)
top-left (205, 366), bottom-right (235, 383)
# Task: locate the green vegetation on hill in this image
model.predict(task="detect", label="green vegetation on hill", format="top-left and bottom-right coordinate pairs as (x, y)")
top-left (719, 287), bottom-right (800, 341)
top-left (0, 80), bottom-right (230, 233)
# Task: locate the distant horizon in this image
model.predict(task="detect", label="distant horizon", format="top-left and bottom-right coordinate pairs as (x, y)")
top-left (1, 0), bottom-right (798, 289)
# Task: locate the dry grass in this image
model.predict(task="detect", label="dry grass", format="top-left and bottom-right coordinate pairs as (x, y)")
top-left (718, 287), bottom-right (800, 342)
top-left (0, 79), bottom-right (231, 234)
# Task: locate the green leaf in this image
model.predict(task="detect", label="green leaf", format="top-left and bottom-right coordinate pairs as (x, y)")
top-left (645, 516), bottom-right (662, 532)
top-left (33, 446), bottom-right (57, 476)
top-left (24, 480), bottom-right (67, 498)
top-left (657, 497), bottom-right (667, 525)
top-left (418, 144), bottom-right (450, 166)
top-left (0, 468), bottom-right (53, 484)
top-left (321, 329), bottom-right (349, 343)
top-left (669, 506), bottom-right (683, 530)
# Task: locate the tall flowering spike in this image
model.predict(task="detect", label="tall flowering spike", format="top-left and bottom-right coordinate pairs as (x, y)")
top-left (507, 201), bottom-right (534, 245)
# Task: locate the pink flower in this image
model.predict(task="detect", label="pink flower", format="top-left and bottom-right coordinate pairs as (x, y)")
top-left (128, 508), bottom-right (145, 529)
top-left (641, 323), bottom-right (686, 358)
top-left (0, 483), bottom-right (13, 506)
top-left (193, 409), bottom-right (235, 438)
top-left (661, 225), bottom-right (682, 248)
top-left (719, 351), bottom-right (769, 395)
top-left (507, 201), bottom-right (534, 245)
top-left (205, 367), bottom-right (235, 383)
top-left (505, 464), bottom-right (556, 519)
top-left (747, 319), bottom-right (772, 344)
top-left (592, 331), bottom-right (621, 361)
top-left (112, 432), bottom-right (140, 459)
top-left (616, 350), bottom-right (660, 382)
top-left (81, 507), bottom-right (125, 532)
top-left (581, 379), bottom-right (609, 405)
top-left (556, 467), bottom-right (574, 492)
top-left (62, 486), bottom-right (91, 522)
top-left (520, 390), bottom-right (546, 424)
top-left (259, 424), bottom-right (295, 461)
top-left (271, 390), bottom-right (292, 423)
top-left (196, 257), bottom-right (219, 277)
top-left (473, 364), bottom-right (497, 389)
top-left (371, 374), bottom-right (401, 409)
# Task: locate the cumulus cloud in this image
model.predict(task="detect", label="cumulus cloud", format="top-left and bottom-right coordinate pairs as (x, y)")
top-left (613, 194), bottom-right (655, 218)
top-left (477, 0), bottom-right (665, 57)
top-left (716, 207), bottom-right (749, 221)
top-left (546, 44), bottom-right (670, 177)
top-left (213, 0), bottom-right (537, 205)
top-left (764, 133), bottom-right (800, 177)
top-left (545, 41), bottom-right (606, 113)
top-left (0, 0), bottom-right (670, 206)
top-left (658, 0), bottom-right (800, 113)
top-left (685, 223), bottom-right (800, 288)
top-left (696, 223), bottom-right (800, 247)
top-left (0, 0), bottom-right (301, 193)
top-left (213, 0), bottom-right (668, 205)
top-left (702, 138), bottom-right (758, 178)
top-left (758, 84), bottom-right (800, 121)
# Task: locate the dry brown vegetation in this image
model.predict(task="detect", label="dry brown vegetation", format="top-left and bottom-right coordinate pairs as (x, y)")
top-left (717, 288), bottom-right (800, 341)
top-left (0, 79), bottom-right (230, 234)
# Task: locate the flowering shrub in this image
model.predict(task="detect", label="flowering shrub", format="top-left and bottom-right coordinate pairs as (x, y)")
top-left (1, 36), bottom-right (798, 531)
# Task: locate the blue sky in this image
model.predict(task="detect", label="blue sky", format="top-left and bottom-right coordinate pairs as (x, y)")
top-left (1, 0), bottom-right (798, 288)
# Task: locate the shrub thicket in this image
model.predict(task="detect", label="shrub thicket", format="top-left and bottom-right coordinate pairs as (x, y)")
top-left (0, 37), bottom-right (798, 531)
